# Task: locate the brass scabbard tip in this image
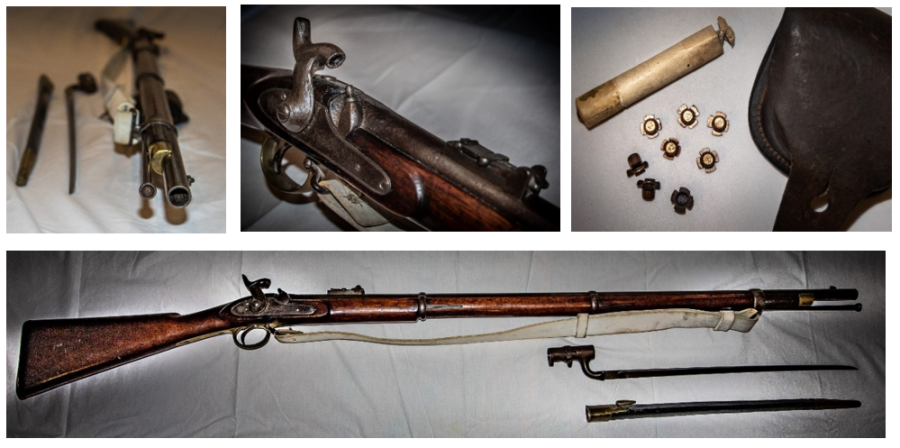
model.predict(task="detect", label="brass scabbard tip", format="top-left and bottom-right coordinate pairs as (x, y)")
top-left (586, 400), bottom-right (635, 423)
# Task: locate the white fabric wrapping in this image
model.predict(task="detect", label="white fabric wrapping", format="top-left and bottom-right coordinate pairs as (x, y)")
top-left (274, 308), bottom-right (759, 345)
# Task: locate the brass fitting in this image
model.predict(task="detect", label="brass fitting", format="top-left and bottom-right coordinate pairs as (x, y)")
top-left (575, 17), bottom-right (736, 129)
top-left (586, 400), bottom-right (636, 423)
top-left (677, 104), bottom-right (700, 128)
top-left (661, 138), bottom-right (681, 160)
top-left (697, 148), bottom-right (719, 173)
top-left (641, 115), bottom-right (662, 139)
top-left (149, 141), bottom-right (173, 175)
top-left (708, 111), bottom-right (729, 136)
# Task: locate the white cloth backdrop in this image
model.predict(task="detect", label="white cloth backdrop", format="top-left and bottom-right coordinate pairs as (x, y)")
top-left (6, 252), bottom-right (884, 436)
top-left (241, 5), bottom-right (561, 231)
top-left (6, 7), bottom-right (226, 232)
top-left (571, 8), bottom-right (891, 231)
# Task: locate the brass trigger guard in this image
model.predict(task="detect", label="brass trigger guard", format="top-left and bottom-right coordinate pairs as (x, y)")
top-left (260, 136), bottom-right (310, 194)
top-left (233, 325), bottom-right (272, 350)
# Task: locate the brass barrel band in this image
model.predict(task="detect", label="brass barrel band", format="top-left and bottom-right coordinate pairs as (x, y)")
top-left (798, 293), bottom-right (815, 307)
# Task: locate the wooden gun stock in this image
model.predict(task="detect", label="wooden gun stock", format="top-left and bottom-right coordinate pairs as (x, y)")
top-left (16, 308), bottom-right (230, 400)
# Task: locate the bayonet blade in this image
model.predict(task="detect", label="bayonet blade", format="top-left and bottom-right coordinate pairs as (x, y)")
top-left (603, 364), bottom-right (857, 380)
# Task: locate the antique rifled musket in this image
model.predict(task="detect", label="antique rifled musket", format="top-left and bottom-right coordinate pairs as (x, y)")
top-left (96, 19), bottom-right (193, 208)
top-left (548, 345), bottom-right (856, 381)
top-left (16, 277), bottom-right (859, 399)
top-left (586, 399), bottom-right (861, 422)
top-left (242, 18), bottom-right (559, 231)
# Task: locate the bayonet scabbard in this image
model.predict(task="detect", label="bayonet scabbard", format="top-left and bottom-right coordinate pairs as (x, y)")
top-left (587, 399), bottom-right (861, 422)
top-left (16, 75), bottom-right (54, 186)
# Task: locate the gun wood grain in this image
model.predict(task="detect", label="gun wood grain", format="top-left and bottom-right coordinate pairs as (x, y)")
top-left (16, 307), bottom-right (231, 399)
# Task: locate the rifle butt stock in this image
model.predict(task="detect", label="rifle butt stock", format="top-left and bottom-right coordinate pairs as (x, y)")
top-left (16, 308), bottom-right (231, 400)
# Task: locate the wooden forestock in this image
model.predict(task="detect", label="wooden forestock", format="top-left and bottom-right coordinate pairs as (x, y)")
top-left (16, 307), bottom-right (232, 400)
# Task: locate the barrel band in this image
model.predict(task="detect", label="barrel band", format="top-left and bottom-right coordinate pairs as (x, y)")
top-left (417, 293), bottom-right (427, 322)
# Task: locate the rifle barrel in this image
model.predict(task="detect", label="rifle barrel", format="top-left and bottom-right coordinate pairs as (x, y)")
top-left (279, 288), bottom-right (859, 323)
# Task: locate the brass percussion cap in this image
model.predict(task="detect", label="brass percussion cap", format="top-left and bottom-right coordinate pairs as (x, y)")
top-left (677, 104), bottom-right (700, 128)
top-left (661, 138), bottom-right (681, 159)
top-left (697, 148), bottom-right (719, 173)
top-left (641, 115), bottom-right (662, 139)
top-left (708, 112), bottom-right (729, 136)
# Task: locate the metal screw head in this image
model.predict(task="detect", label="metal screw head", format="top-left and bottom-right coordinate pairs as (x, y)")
top-left (641, 115), bottom-right (662, 139)
top-left (276, 103), bottom-right (292, 123)
top-left (660, 138), bottom-right (681, 160)
top-left (249, 298), bottom-right (265, 313)
top-left (707, 112), bottom-right (729, 136)
top-left (677, 104), bottom-right (699, 128)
